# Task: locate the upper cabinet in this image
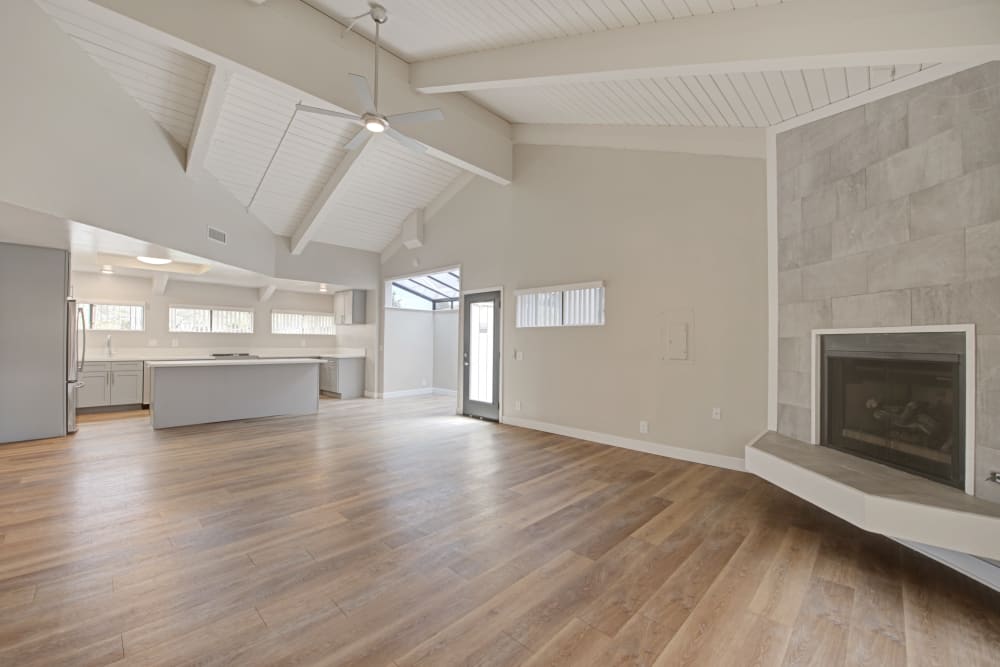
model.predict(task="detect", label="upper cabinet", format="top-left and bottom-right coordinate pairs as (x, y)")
top-left (333, 290), bottom-right (367, 325)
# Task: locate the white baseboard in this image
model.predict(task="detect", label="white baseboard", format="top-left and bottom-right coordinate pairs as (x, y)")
top-left (381, 388), bottom-right (434, 399)
top-left (895, 539), bottom-right (1000, 593)
top-left (432, 388), bottom-right (457, 397)
top-left (500, 416), bottom-right (747, 471)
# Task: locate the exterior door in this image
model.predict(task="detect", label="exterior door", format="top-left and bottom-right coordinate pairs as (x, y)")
top-left (462, 291), bottom-right (501, 421)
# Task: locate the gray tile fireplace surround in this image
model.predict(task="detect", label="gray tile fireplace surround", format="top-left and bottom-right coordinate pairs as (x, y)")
top-left (775, 61), bottom-right (1000, 504)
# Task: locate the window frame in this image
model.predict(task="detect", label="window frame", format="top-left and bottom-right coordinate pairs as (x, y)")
top-left (78, 301), bottom-right (147, 332)
top-left (167, 304), bottom-right (255, 334)
top-left (270, 309), bottom-right (337, 336)
top-left (515, 281), bottom-right (605, 329)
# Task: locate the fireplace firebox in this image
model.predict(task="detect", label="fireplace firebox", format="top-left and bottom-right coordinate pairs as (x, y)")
top-left (821, 332), bottom-right (966, 489)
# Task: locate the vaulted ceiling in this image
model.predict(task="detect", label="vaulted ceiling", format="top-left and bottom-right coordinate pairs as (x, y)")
top-left (32, 0), bottom-right (996, 257)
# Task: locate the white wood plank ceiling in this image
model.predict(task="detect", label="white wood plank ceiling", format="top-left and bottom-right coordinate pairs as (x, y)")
top-left (310, 135), bottom-right (464, 252)
top-left (37, 0), bottom-right (210, 149)
top-left (303, 0), bottom-right (791, 62)
top-left (466, 65), bottom-right (936, 127)
top-left (203, 72), bottom-right (359, 238)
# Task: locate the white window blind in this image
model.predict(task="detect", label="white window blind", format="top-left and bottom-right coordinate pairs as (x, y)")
top-left (271, 310), bottom-right (336, 336)
top-left (515, 282), bottom-right (605, 328)
top-left (79, 303), bottom-right (145, 331)
top-left (168, 306), bottom-right (254, 334)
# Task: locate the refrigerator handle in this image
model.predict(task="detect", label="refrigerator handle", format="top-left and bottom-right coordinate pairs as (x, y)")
top-left (77, 307), bottom-right (86, 371)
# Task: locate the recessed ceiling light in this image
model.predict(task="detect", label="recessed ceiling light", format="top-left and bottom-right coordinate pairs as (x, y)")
top-left (136, 256), bottom-right (172, 265)
top-left (319, 284), bottom-right (328, 293)
top-left (100, 265), bottom-right (114, 275)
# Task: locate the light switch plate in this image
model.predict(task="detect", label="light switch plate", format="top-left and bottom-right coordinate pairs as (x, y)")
top-left (712, 407), bottom-right (722, 421)
top-left (668, 323), bottom-right (689, 360)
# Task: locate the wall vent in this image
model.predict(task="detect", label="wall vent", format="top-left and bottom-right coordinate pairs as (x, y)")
top-left (207, 226), bottom-right (227, 245)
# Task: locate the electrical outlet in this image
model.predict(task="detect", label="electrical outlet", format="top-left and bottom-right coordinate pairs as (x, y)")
top-left (514, 349), bottom-right (523, 361)
top-left (711, 407), bottom-right (722, 421)
top-left (421, 378), bottom-right (428, 387)
top-left (514, 400), bottom-right (521, 411)
top-left (639, 420), bottom-right (649, 434)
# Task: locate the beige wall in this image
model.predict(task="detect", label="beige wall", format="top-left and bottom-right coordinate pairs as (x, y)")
top-left (433, 310), bottom-right (460, 392)
top-left (383, 308), bottom-right (435, 394)
top-left (383, 144), bottom-right (768, 459)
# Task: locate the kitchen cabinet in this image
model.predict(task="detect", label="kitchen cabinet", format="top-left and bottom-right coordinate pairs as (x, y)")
top-left (333, 290), bottom-right (366, 325)
top-left (78, 363), bottom-right (110, 408)
top-left (319, 358), bottom-right (364, 399)
top-left (78, 361), bottom-right (143, 408)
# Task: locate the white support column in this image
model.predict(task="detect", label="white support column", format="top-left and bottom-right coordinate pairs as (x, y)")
top-left (151, 273), bottom-right (169, 296)
top-left (258, 284), bottom-right (276, 303)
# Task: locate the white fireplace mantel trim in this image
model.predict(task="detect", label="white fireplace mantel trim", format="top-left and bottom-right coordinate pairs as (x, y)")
top-left (810, 324), bottom-right (977, 496)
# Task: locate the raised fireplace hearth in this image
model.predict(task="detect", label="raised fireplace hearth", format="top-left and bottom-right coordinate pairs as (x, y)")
top-left (820, 331), bottom-right (967, 490)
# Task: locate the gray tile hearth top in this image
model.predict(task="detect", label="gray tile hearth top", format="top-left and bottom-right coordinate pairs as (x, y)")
top-left (751, 432), bottom-right (1000, 516)
top-left (775, 61), bottom-right (1000, 504)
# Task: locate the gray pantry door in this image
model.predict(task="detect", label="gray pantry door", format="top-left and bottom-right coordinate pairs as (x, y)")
top-left (462, 291), bottom-right (501, 421)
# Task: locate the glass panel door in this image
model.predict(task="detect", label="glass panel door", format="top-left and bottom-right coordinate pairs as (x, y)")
top-left (463, 291), bottom-right (500, 421)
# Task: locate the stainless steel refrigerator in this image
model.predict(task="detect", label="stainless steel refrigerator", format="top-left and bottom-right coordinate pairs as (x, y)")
top-left (0, 241), bottom-right (78, 444)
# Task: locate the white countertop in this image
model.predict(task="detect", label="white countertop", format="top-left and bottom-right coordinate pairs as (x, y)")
top-left (85, 347), bottom-right (366, 362)
top-left (146, 358), bottom-right (324, 368)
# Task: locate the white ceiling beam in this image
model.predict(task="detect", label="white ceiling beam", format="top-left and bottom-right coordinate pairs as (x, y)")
top-left (290, 130), bottom-right (376, 255)
top-left (258, 284), bottom-right (276, 302)
top-left (186, 65), bottom-right (230, 177)
top-left (412, 0), bottom-right (1000, 93)
top-left (513, 124), bottom-right (766, 159)
top-left (82, 0), bottom-right (513, 184)
top-left (151, 273), bottom-right (169, 295)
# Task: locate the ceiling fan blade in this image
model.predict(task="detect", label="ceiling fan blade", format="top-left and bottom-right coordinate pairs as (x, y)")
top-left (385, 109), bottom-right (444, 125)
top-left (295, 103), bottom-right (361, 123)
top-left (385, 127), bottom-right (427, 154)
top-left (343, 130), bottom-right (370, 152)
top-left (349, 73), bottom-right (375, 113)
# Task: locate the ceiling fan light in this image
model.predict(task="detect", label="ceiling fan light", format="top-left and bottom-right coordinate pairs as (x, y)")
top-left (365, 118), bottom-right (386, 133)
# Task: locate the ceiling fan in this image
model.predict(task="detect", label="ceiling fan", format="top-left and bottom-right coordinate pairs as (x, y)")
top-left (295, 2), bottom-right (444, 153)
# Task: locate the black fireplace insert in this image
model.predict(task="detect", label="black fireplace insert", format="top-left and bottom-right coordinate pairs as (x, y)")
top-left (821, 332), bottom-right (965, 489)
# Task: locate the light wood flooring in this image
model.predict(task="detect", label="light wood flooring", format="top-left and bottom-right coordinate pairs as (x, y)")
top-left (0, 396), bottom-right (997, 666)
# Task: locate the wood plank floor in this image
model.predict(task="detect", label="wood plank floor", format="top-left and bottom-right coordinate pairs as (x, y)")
top-left (0, 396), bottom-right (997, 666)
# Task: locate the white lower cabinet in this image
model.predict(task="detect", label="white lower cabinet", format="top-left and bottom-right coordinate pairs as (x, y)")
top-left (319, 358), bottom-right (364, 399)
top-left (78, 361), bottom-right (143, 408)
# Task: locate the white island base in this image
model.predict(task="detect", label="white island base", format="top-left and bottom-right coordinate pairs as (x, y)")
top-left (148, 359), bottom-right (322, 429)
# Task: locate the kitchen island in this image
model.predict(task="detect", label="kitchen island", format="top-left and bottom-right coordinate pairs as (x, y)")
top-left (147, 358), bottom-right (323, 429)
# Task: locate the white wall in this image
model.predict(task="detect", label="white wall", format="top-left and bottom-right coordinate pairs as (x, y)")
top-left (433, 310), bottom-right (460, 392)
top-left (72, 272), bottom-right (344, 354)
top-left (382, 144), bottom-right (768, 460)
top-left (383, 309), bottom-right (434, 394)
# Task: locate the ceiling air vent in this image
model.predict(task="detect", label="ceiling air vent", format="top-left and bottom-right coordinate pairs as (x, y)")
top-left (207, 226), bottom-right (227, 245)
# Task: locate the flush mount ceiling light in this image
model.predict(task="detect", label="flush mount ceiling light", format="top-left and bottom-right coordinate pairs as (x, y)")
top-left (100, 265), bottom-right (114, 275)
top-left (136, 256), bottom-right (172, 265)
top-left (319, 284), bottom-right (328, 293)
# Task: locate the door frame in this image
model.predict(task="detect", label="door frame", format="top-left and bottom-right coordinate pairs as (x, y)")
top-left (460, 286), bottom-right (503, 421)
top-left (379, 264), bottom-right (461, 400)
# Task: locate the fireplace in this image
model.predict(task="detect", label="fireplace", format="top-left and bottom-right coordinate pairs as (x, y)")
top-left (820, 332), bottom-right (966, 489)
